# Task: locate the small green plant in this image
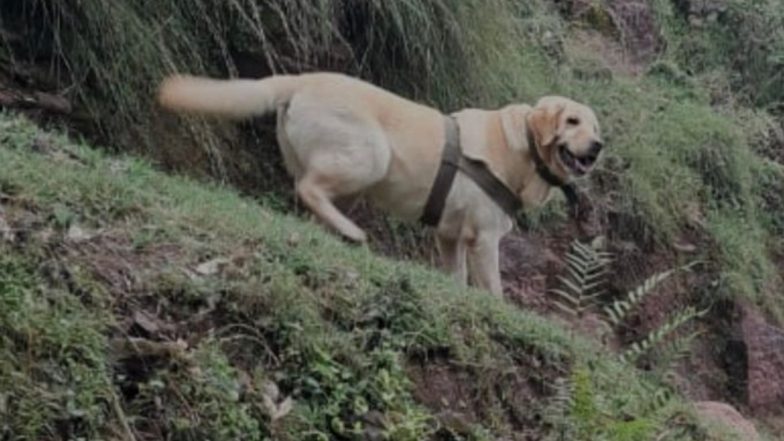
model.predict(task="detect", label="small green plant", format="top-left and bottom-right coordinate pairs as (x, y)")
top-left (550, 238), bottom-right (612, 319)
top-left (604, 269), bottom-right (674, 327)
top-left (291, 342), bottom-right (435, 440)
top-left (619, 307), bottom-right (705, 364)
top-left (545, 365), bottom-right (656, 441)
top-left (547, 240), bottom-right (707, 431)
top-left (552, 240), bottom-right (703, 362)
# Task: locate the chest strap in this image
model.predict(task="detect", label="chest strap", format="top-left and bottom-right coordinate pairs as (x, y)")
top-left (419, 116), bottom-right (462, 226)
top-left (420, 116), bottom-right (522, 226)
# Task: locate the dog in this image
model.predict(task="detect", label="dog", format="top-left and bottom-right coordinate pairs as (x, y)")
top-left (157, 72), bottom-right (603, 296)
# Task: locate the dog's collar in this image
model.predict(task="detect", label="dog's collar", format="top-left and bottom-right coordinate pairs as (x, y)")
top-left (525, 126), bottom-right (580, 209)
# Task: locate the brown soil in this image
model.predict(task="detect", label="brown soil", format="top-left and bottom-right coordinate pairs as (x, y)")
top-left (407, 353), bottom-right (559, 441)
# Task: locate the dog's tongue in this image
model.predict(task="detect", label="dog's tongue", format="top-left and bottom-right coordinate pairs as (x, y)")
top-left (575, 157), bottom-right (590, 173)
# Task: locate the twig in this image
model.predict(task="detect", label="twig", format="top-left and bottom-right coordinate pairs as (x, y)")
top-left (110, 387), bottom-right (137, 441)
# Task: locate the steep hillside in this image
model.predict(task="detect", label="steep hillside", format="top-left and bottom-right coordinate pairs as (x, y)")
top-left (1, 0), bottom-right (784, 439)
top-left (0, 113), bottom-right (742, 440)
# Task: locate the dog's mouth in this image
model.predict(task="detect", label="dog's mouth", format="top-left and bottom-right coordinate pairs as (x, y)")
top-left (558, 144), bottom-right (598, 176)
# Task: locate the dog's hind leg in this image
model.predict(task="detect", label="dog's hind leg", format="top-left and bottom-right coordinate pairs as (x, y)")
top-left (296, 172), bottom-right (367, 243)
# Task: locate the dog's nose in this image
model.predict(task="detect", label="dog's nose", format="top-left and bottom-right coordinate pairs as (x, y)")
top-left (589, 141), bottom-right (603, 156)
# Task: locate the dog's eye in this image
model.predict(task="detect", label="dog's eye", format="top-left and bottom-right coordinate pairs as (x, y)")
top-left (566, 117), bottom-right (580, 126)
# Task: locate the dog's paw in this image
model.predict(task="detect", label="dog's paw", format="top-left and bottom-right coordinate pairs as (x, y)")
top-left (342, 228), bottom-right (367, 244)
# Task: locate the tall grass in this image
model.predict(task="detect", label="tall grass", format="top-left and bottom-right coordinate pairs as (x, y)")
top-left (1, 0), bottom-right (559, 183)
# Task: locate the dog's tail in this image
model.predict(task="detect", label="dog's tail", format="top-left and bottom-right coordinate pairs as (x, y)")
top-left (157, 74), bottom-right (301, 119)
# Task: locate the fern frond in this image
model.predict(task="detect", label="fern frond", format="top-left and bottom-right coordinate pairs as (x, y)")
top-left (543, 376), bottom-right (575, 437)
top-left (557, 277), bottom-right (584, 297)
top-left (619, 307), bottom-right (705, 364)
top-left (654, 329), bottom-right (704, 382)
top-left (549, 240), bottom-right (611, 318)
top-left (603, 269), bottom-right (674, 326)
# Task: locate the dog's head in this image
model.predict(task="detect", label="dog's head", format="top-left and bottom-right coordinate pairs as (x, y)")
top-left (527, 96), bottom-right (603, 179)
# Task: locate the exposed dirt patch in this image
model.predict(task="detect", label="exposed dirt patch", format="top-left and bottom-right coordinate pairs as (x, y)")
top-left (500, 229), bottom-right (571, 314)
top-left (567, 29), bottom-right (646, 77)
top-left (561, 0), bottom-right (664, 75)
top-left (739, 303), bottom-right (784, 414)
top-left (407, 355), bottom-right (552, 440)
top-left (606, 0), bottom-right (663, 65)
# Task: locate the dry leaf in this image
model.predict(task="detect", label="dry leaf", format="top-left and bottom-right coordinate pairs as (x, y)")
top-left (66, 224), bottom-right (94, 242)
top-left (194, 257), bottom-right (230, 276)
top-left (133, 310), bottom-right (161, 334)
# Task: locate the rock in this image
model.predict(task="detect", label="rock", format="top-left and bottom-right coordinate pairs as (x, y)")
top-left (694, 401), bottom-right (760, 441)
top-left (0, 90), bottom-right (71, 114)
top-left (260, 380), bottom-right (293, 422)
top-left (131, 310), bottom-right (175, 336)
top-left (673, 237), bottom-right (697, 253)
top-left (740, 304), bottom-right (784, 413)
top-left (194, 257), bottom-right (230, 276)
top-left (66, 224), bottom-right (94, 242)
top-left (435, 410), bottom-right (474, 436)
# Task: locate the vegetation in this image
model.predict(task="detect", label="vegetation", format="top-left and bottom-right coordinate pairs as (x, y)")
top-left (1, 0), bottom-right (784, 438)
top-left (0, 113), bottom-right (732, 440)
top-left (3, 0), bottom-right (781, 318)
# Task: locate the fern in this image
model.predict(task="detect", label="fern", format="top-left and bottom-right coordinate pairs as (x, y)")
top-left (544, 376), bottom-right (575, 439)
top-left (619, 307), bottom-right (706, 364)
top-left (603, 269), bottom-right (674, 326)
top-left (654, 330), bottom-right (703, 378)
top-left (545, 367), bottom-right (657, 441)
top-left (603, 261), bottom-right (701, 327)
top-left (545, 245), bottom-right (707, 435)
top-left (550, 240), bottom-right (612, 319)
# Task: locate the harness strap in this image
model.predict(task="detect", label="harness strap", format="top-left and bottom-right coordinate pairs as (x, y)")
top-left (420, 116), bottom-right (522, 226)
top-left (420, 115), bottom-right (583, 227)
top-left (420, 116), bottom-right (461, 226)
top-left (456, 155), bottom-right (522, 220)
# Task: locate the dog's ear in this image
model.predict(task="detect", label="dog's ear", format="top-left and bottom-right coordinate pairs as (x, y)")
top-left (500, 105), bottom-right (532, 151)
top-left (527, 99), bottom-right (564, 148)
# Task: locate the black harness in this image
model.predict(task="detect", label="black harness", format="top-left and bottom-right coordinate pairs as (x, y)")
top-left (419, 115), bottom-right (579, 227)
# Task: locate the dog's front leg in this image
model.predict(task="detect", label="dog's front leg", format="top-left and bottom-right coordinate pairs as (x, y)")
top-left (436, 235), bottom-right (467, 286)
top-left (467, 234), bottom-right (503, 297)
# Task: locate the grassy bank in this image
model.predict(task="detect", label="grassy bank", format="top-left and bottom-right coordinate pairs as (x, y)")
top-left (0, 113), bottom-right (739, 440)
top-left (2, 0), bottom-right (781, 320)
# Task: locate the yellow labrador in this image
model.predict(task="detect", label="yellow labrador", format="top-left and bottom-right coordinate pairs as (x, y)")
top-left (158, 72), bottom-right (603, 296)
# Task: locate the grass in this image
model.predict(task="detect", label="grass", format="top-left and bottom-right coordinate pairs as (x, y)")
top-left (0, 0), bottom-right (783, 434)
top-left (531, 37), bottom-right (784, 320)
top-left (0, 0), bottom-right (565, 266)
top-left (0, 0), bottom-right (559, 183)
top-left (0, 112), bottom-right (737, 440)
top-left (4, 0), bottom-right (782, 320)
top-left (652, 0), bottom-right (784, 107)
